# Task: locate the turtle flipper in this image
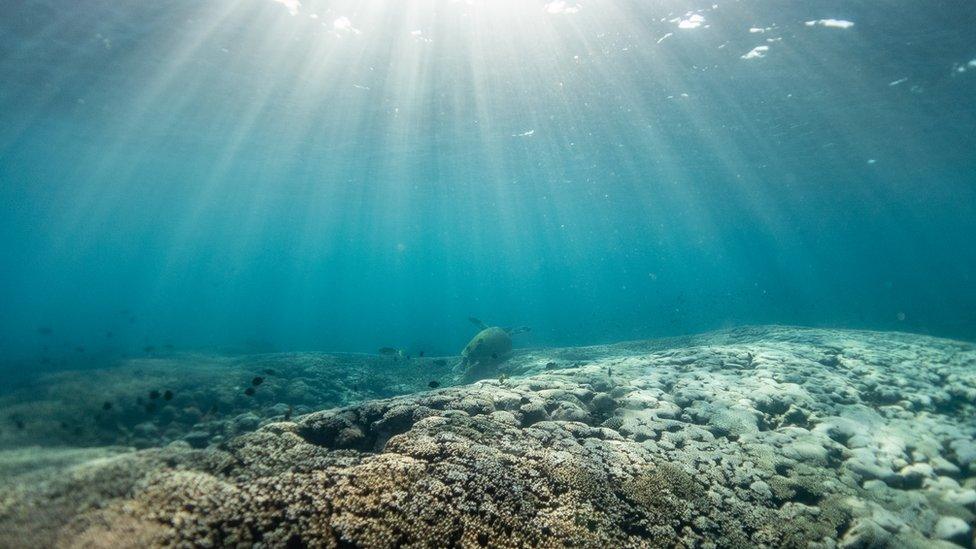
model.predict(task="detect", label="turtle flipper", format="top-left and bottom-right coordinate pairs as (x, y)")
top-left (468, 317), bottom-right (488, 330)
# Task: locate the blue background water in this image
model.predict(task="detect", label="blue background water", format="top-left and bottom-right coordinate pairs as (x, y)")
top-left (1, 0), bottom-right (975, 368)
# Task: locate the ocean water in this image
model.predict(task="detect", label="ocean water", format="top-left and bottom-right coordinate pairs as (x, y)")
top-left (2, 2), bottom-right (976, 546)
top-left (2, 0), bottom-right (975, 367)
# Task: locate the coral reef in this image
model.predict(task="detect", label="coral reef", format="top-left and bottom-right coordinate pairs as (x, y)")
top-left (0, 353), bottom-right (458, 449)
top-left (1, 326), bottom-right (975, 547)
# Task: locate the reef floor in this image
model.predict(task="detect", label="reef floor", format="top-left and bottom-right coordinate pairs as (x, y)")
top-left (1, 326), bottom-right (975, 547)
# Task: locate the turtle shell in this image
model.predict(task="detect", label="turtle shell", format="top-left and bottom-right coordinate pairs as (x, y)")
top-left (461, 327), bottom-right (512, 362)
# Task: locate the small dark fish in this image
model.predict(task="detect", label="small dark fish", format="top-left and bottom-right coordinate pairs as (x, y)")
top-left (75, 346), bottom-right (85, 353)
top-left (164, 343), bottom-right (174, 349)
top-left (144, 346), bottom-right (155, 353)
top-left (60, 421), bottom-right (69, 429)
top-left (244, 387), bottom-right (256, 396)
top-left (428, 380), bottom-right (440, 389)
top-left (545, 361), bottom-right (557, 370)
top-left (468, 317), bottom-right (484, 327)
top-left (284, 406), bottom-right (293, 421)
top-left (433, 359), bottom-right (447, 367)
top-left (145, 402), bottom-right (156, 414)
top-left (37, 326), bottom-right (53, 336)
top-left (378, 347), bottom-right (398, 355)
top-left (15, 419), bottom-right (25, 430)
top-left (148, 390), bottom-right (160, 400)
top-left (105, 331), bottom-right (113, 338)
top-left (208, 404), bottom-right (219, 415)
top-left (419, 350), bottom-right (425, 357)
top-left (163, 390), bottom-right (173, 401)
top-left (491, 353), bottom-right (498, 359)
top-left (252, 376), bottom-right (264, 386)
top-left (102, 401), bottom-right (113, 411)
top-left (263, 368), bottom-right (276, 375)
top-left (607, 367), bottom-right (613, 377)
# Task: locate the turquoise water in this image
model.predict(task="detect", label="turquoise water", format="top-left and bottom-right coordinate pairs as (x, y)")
top-left (2, 0), bottom-right (975, 366)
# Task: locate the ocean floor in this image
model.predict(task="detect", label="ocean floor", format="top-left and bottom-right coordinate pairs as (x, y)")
top-left (1, 326), bottom-right (975, 547)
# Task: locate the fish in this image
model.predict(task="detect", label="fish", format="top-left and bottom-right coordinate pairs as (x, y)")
top-left (75, 346), bottom-right (85, 353)
top-left (145, 402), bottom-right (156, 414)
top-left (263, 368), bottom-right (277, 375)
top-left (545, 361), bottom-right (557, 370)
top-left (244, 387), bottom-right (256, 396)
top-left (37, 326), bottom-right (53, 336)
top-left (148, 390), bottom-right (160, 400)
top-left (433, 359), bottom-right (447, 367)
top-left (102, 401), bottom-right (113, 410)
top-left (163, 390), bottom-right (173, 401)
top-left (428, 380), bottom-right (440, 389)
top-left (419, 351), bottom-right (425, 357)
top-left (105, 331), bottom-right (113, 338)
top-left (284, 406), bottom-right (293, 420)
top-left (378, 347), bottom-right (398, 355)
top-left (144, 346), bottom-right (155, 353)
top-left (252, 376), bottom-right (264, 386)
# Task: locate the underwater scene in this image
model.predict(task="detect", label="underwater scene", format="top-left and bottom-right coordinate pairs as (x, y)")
top-left (1, 0), bottom-right (975, 547)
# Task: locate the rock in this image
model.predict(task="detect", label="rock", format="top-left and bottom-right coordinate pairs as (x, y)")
top-left (488, 410), bottom-right (519, 426)
top-left (932, 456), bottom-right (962, 476)
top-left (590, 393), bottom-right (615, 413)
top-left (550, 401), bottom-right (590, 423)
top-left (133, 422), bottom-right (159, 438)
top-left (846, 449), bottom-right (896, 484)
top-left (950, 440), bottom-right (976, 471)
top-left (182, 430), bottom-right (211, 449)
top-left (942, 488), bottom-right (976, 508)
top-left (232, 412), bottom-right (261, 432)
top-left (933, 516), bottom-right (970, 545)
top-left (839, 518), bottom-right (891, 548)
top-left (268, 403), bottom-right (291, 417)
top-left (518, 401), bottom-right (549, 426)
top-left (898, 462), bottom-right (936, 488)
top-left (750, 479), bottom-right (772, 498)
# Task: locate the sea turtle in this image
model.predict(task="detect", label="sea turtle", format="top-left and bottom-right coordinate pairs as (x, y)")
top-left (457, 318), bottom-right (530, 382)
